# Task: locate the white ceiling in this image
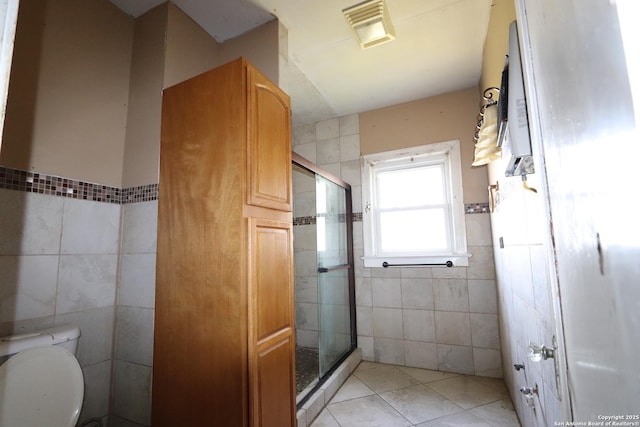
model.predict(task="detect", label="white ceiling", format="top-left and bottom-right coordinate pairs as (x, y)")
top-left (110, 0), bottom-right (492, 124)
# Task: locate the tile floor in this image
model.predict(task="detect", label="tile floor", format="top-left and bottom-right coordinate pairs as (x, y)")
top-left (309, 361), bottom-right (521, 427)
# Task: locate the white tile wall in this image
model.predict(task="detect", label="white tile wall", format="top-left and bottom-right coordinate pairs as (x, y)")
top-left (295, 275), bottom-right (319, 304)
top-left (470, 313), bottom-right (500, 349)
top-left (0, 255), bottom-right (58, 322)
top-left (435, 311), bottom-right (472, 346)
top-left (316, 118), bottom-right (339, 140)
top-left (340, 160), bottom-right (361, 187)
top-left (317, 138), bottom-right (341, 164)
top-left (373, 337), bottom-right (405, 364)
top-left (118, 253), bottom-right (156, 308)
top-left (0, 189), bottom-right (121, 424)
top-left (56, 306), bottom-right (115, 367)
top-left (433, 278), bottom-right (470, 312)
top-left (466, 246), bottom-right (496, 280)
top-left (296, 302), bottom-right (319, 331)
top-left (403, 341), bottom-right (438, 370)
top-left (490, 161), bottom-right (565, 425)
top-left (468, 279), bottom-right (498, 314)
top-left (116, 306), bottom-right (155, 366)
top-left (294, 115), bottom-right (503, 380)
top-left (294, 224), bottom-right (317, 252)
top-left (81, 359), bottom-right (113, 422)
top-left (372, 278), bottom-right (402, 308)
top-left (436, 344), bottom-right (475, 375)
top-left (402, 309), bottom-right (436, 342)
top-left (114, 201), bottom-right (159, 426)
top-left (57, 254), bottom-right (118, 313)
top-left (339, 114), bottom-right (359, 136)
top-left (295, 250), bottom-right (318, 277)
top-left (355, 305), bottom-right (373, 337)
top-left (61, 199), bottom-right (120, 254)
top-left (355, 277), bottom-right (372, 306)
top-left (120, 201), bottom-right (158, 254)
top-left (0, 190), bottom-right (64, 255)
top-left (293, 164), bottom-right (319, 349)
top-left (372, 307), bottom-right (403, 339)
top-left (113, 360), bottom-right (152, 425)
top-left (473, 347), bottom-right (503, 378)
top-left (400, 278), bottom-right (434, 310)
top-left (339, 134), bottom-right (360, 162)
top-left (294, 143), bottom-right (317, 164)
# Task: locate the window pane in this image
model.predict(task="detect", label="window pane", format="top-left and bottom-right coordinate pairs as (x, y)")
top-left (377, 164), bottom-right (444, 209)
top-left (379, 209), bottom-right (448, 252)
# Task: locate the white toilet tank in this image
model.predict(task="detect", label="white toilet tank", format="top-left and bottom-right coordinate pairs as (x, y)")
top-left (0, 325), bottom-right (84, 427)
top-left (0, 325), bottom-right (81, 363)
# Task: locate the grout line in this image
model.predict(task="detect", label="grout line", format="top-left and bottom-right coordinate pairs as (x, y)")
top-left (311, 362), bottom-right (519, 427)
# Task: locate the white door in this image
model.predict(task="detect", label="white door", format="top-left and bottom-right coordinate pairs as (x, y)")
top-left (521, 0), bottom-right (640, 419)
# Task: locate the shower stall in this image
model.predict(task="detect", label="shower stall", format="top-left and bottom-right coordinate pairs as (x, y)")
top-left (292, 153), bottom-right (356, 404)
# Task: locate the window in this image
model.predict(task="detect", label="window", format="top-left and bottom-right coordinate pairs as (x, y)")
top-left (361, 140), bottom-right (469, 267)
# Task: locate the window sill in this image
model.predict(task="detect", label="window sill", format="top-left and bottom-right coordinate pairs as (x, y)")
top-left (362, 254), bottom-right (471, 268)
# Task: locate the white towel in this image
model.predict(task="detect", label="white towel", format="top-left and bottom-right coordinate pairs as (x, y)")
top-left (472, 104), bottom-right (501, 166)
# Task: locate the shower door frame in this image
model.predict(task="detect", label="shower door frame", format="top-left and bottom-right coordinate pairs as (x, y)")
top-left (292, 152), bottom-right (357, 407)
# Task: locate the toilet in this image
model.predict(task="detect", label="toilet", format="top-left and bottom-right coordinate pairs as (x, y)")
top-left (0, 325), bottom-right (84, 427)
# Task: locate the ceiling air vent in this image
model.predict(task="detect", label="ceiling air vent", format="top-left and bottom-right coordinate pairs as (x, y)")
top-left (343, 0), bottom-right (396, 49)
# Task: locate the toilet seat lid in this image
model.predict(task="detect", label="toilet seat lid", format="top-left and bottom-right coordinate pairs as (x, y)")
top-left (0, 345), bottom-right (84, 427)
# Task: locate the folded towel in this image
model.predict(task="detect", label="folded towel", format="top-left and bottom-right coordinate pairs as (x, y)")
top-left (472, 104), bottom-right (501, 166)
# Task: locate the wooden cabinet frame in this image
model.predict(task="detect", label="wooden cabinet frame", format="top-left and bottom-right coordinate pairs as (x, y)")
top-left (152, 58), bottom-right (295, 427)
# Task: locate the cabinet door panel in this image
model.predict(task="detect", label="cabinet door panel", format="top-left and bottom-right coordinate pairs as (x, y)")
top-left (249, 218), bottom-right (295, 427)
top-left (255, 335), bottom-right (295, 427)
top-left (250, 218), bottom-right (294, 340)
top-left (247, 67), bottom-right (292, 211)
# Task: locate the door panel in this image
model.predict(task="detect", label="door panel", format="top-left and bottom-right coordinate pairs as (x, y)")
top-left (256, 335), bottom-right (295, 427)
top-left (315, 174), bottom-right (352, 376)
top-left (249, 217), bottom-right (295, 426)
top-left (247, 67), bottom-right (292, 211)
top-left (251, 219), bottom-right (294, 340)
top-left (520, 0), bottom-right (640, 418)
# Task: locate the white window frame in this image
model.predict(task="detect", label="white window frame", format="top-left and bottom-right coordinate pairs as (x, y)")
top-left (361, 140), bottom-right (470, 268)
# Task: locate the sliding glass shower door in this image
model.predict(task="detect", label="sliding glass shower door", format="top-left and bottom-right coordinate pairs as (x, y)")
top-left (292, 153), bottom-right (355, 404)
top-left (316, 175), bottom-right (352, 376)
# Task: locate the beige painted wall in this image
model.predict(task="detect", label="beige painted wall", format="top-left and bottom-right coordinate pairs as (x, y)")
top-left (480, 0), bottom-right (516, 92)
top-left (123, 10), bottom-right (278, 186)
top-left (122, 3), bottom-right (222, 188)
top-left (163, 3), bottom-right (220, 89)
top-left (122, 3), bottom-right (225, 187)
top-left (0, 0), bottom-right (133, 187)
top-left (359, 87), bottom-right (488, 203)
top-left (121, 4), bottom-right (167, 188)
top-left (122, 5), bottom-right (281, 187)
top-left (1, 1), bottom-right (280, 188)
top-left (220, 19), bottom-right (280, 84)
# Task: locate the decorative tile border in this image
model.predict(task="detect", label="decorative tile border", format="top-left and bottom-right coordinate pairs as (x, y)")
top-left (293, 216), bottom-right (316, 226)
top-left (294, 205), bottom-right (487, 226)
top-left (294, 213), bottom-right (363, 225)
top-left (1, 166), bottom-right (491, 213)
top-left (0, 166), bottom-right (157, 205)
top-left (121, 183), bottom-right (159, 204)
top-left (465, 202), bottom-right (490, 214)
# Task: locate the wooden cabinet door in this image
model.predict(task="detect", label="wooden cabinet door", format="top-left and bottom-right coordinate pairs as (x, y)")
top-left (248, 217), bottom-right (296, 427)
top-left (247, 66), bottom-right (292, 212)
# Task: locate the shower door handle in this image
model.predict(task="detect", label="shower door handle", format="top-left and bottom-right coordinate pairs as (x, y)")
top-left (318, 264), bottom-right (350, 273)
